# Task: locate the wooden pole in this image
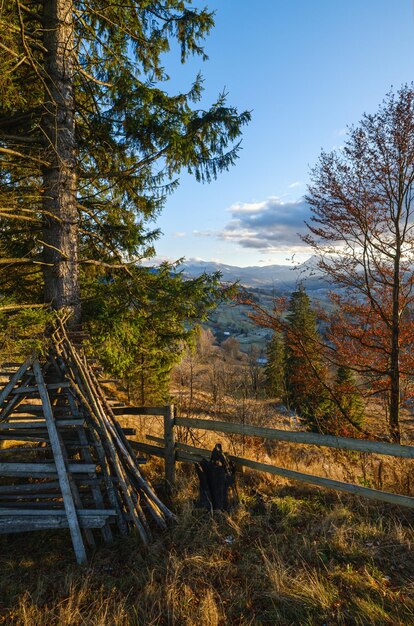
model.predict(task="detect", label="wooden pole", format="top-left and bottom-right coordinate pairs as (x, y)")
top-left (174, 416), bottom-right (414, 460)
top-left (164, 405), bottom-right (176, 490)
top-left (0, 356), bottom-right (34, 412)
top-left (33, 359), bottom-right (87, 565)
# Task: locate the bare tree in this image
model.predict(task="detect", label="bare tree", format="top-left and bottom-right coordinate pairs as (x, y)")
top-left (304, 85), bottom-right (414, 442)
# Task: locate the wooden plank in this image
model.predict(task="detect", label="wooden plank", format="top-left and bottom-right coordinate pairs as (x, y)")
top-left (129, 441), bottom-right (165, 458)
top-left (33, 358), bottom-right (88, 565)
top-left (0, 356), bottom-right (34, 410)
top-left (0, 462), bottom-right (96, 475)
top-left (141, 436), bottom-right (414, 511)
top-left (121, 428), bottom-right (136, 435)
top-left (164, 405), bottom-right (176, 489)
top-left (0, 493), bottom-right (62, 501)
top-left (175, 416), bottom-right (414, 460)
top-left (13, 405), bottom-right (45, 413)
top-left (0, 516), bottom-right (114, 533)
top-left (12, 382), bottom-right (71, 394)
top-left (0, 435), bottom-right (49, 443)
top-left (0, 508), bottom-right (114, 516)
top-left (55, 416), bottom-right (96, 550)
top-left (0, 419), bottom-right (84, 429)
top-left (112, 406), bottom-right (168, 417)
top-left (146, 435), bottom-right (164, 444)
top-left (163, 441), bottom-right (414, 511)
top-left (0, 481), bottom-right (60, 494)
top-left (0, 509), bottom-right (116, 534)
top-left (0, 446), bottom-right (50, 454)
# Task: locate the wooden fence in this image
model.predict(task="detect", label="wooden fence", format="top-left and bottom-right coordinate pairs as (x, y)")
top-left (114, 404), bottom-right (414, 509)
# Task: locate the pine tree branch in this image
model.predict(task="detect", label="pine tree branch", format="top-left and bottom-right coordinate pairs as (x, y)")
top-left (0, 212), bottom-right (39, 222)
top-left (0, 147), bottom-right (48, 166)
top-left (0, 258), bottom-right (35, 265)
top-left (79, 259), bottom-right (140, 270)
top-left (0, 303), bottom-right (47, 312)
top-left (76, 64), bottom-right (113, 88)
top-left (0, 133), bottom-right (39, 144)
top-left (0, 41), bottom-right (30, 65)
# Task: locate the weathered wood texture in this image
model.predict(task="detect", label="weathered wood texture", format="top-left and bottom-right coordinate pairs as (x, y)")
top-left (112, 406), bottom-right (168, 416)
top-left (175, 416), bottom-right (414, 459)
top-left (143, 436), bottom-right (414, 511)
top-left (0, 320), bottom-right (173, 564)
top-left (164, 405), bottom-right (175, 490)
top-left (33, 359), bottom-right (87, 564)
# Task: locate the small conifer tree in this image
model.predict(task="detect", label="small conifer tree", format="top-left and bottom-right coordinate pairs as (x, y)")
top-left (284, 285), bottom-right (330, 431)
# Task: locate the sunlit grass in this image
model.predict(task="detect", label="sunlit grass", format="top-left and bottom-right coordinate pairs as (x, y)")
top-left (1, 454), bottom-right (414, 625)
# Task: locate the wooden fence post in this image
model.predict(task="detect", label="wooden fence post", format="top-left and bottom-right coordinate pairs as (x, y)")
top-left (164, 404), bottom-right (176, 490)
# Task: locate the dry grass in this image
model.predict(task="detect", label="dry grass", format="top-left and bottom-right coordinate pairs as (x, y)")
top-left (1, 455), bottom-right (414, 625)
top-left (3, 379), bottom-right (414, 624)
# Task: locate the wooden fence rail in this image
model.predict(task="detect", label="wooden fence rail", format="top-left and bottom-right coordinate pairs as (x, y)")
top-left (175, 416), bottom-right (414, 459)
top-left (122, 406), bottom-right (414, 510)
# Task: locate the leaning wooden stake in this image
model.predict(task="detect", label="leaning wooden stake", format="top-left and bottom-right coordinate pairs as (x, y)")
top-left (0, 356), bottom-right (34, 415)
top-left (33, 359), bottom-right (87, 565)
top-left (164, 404), bottom-right (176, 490)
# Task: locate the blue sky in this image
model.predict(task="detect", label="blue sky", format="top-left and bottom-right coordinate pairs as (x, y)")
top-left (152, 0), bottom-right (414, 267)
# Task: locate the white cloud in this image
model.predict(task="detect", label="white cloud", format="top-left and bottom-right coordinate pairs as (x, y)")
top-left (226, 199), bottom-right (271, 214)
top-left (219, 196), bottom-right (312, 251)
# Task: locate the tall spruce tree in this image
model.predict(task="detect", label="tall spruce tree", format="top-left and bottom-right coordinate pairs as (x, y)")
top-left (284, 285), bottom-right (330, 430)
top-left (0, 1), bottom-right (250, 324)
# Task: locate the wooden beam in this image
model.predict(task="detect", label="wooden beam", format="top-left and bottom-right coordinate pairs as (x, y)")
top-left (174, 417), bottom-right (414, 460)
top-left (0, 419), bottom-right (85, 429)
top-left (129, 441), bottom-right (165, 458)
top-left (12, 382), bottom-right (71, 394)
top-left (0, 508), bottom-right (115, 516)
top-left (112, 406), bottom-right (168, 417)
top-left (0, 509), bottom-right (117, 534)
top-left (164, 405), bottom-right (176, 490)
top-left (0, 462), bottom-right (96, 475)
top-left (141, 436), bottom-right (414, 511)
top-left (0, 515), bottom-right (114, 533)
top-left (33, 359), bottom-right (88, 565)
top-left (0, 481), bottom-right (60, 494)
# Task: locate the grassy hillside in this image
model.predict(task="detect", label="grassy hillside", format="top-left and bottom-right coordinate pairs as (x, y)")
top-left (2, 317), bottom-right (414, 625)
top-left (1, 458), bottom-right (414, 625)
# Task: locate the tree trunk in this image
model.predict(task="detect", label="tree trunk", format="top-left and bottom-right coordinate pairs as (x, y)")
top-left (41, 0), bottom-right (80, 325)
top-left (389, 231), bottom-right (401, 443)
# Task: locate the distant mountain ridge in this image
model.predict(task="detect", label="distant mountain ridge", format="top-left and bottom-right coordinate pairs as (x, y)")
top-left (178, 257), bottom-right (327, 291)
